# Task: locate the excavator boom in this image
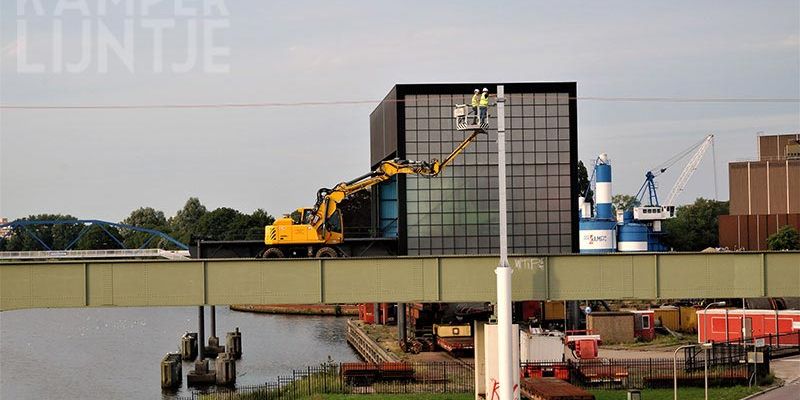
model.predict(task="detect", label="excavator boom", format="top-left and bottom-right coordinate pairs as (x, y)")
top-left (312, 129), bottom-right (483, 223)
top-left (264, 102), bottom-right (489, 257)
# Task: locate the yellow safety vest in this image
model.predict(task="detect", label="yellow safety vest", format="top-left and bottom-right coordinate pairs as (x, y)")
top-left (479, 93), bottom-right (489, 107)
top-left (471, 94), bottom-right (480, 107)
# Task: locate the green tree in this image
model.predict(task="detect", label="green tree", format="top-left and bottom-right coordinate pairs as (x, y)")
top-left (577, 160), bottom-right (593, 204)
top-left (767, 225), bottom-right (800, 250)
top-left (120, 207), bottom-right (170, 248)
top-left (612, 194), bottom-right (641, 216)
top-left (195, 207), bottom-right (250, 241)
top-left (662, 198), bottom-right (729, 251)
top-left (245, 209), bottom-right (276, 240)
top-left (168, 205), bottom-right (275, 242)
top-left (74, 225), bottom-right (125, 250)
top-left (169, 197), bottom-right (207, 244)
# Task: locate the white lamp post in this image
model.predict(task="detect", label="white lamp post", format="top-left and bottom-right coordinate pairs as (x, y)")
top-left (494, 85), bottom-right (514, 400)
top-left (702, 301), bottom-right (725, 400)
top-left (673, 344), bottom-right (697, 400)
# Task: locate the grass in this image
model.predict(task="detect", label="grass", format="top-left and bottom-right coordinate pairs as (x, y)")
top-left (299, 395), bottom-right (473, 400)
top-left (590, 386), bottom-right (765, 400)
top-left (293, 386), bottom-right (767, 400)
top-left (207, 385), bottom-right (769, 400)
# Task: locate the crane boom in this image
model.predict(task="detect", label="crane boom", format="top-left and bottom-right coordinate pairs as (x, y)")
top-left (664, 134), bottom-right (714, 206)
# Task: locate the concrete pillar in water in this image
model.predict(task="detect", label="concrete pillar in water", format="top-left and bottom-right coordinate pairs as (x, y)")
top-left (187, 358), bottom-right (215, 386)
top-left (160, 353), bottom-right (182, 389)
top-left (215, 352), bottom-right (236, 386)
top-left (180, 332), bottom-right (198, 361)
top-left (397, 303), bottom-right (407, 345)
top-left (210, 305), bottom-right (216, 338)
top-left (226, 327), bottom-right (242, 359)
top-left (207, 305), bottom-right (224, 355)
top-left (198, 306), bottom-right (205, 359)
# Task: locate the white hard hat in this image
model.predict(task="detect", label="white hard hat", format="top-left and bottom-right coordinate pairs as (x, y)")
top-left (474, 89), bottom-right (479, 93)
top-left (482, 88), bottom-right (489, 92)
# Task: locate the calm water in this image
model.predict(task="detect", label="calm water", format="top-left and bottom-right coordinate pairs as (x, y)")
top-left (0, 307), bottom-right (359, 399)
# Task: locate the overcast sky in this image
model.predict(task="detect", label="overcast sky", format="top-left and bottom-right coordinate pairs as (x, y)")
top-left (1, 1), bottom-right (798, 222)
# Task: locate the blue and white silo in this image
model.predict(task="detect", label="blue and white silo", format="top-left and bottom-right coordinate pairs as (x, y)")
top-left (595, 153), bottom-right (613, 220)
top-left (617, 223), bottom-right (649, 252)
top-left (579, 153), bottom-right (617, 253)
top-left (579, 219), bottom-right (618, 253)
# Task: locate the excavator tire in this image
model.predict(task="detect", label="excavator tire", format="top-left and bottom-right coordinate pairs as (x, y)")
top-left (315, 247), bottom-right (338, 258)
top-left (262, 247), bottom-right (285, 258)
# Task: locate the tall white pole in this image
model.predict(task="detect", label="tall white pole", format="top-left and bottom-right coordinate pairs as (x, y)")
top-left (495, 85), bottom-right (515, 400)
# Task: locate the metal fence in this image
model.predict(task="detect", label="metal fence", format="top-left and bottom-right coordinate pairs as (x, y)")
top-left (522, 358), bottom-right (752, 390)
top-left (712, 331), bottom-right (800, 359)
top-left (179, 348), bottom-right (775, 399)
top-left (178, 361), bottom-right (474, 400)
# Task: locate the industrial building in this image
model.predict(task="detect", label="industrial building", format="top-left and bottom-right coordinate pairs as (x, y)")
top-left (369, 83), bottom-right (578, 255)
top-left (719, 133), bottom-right (800, 250)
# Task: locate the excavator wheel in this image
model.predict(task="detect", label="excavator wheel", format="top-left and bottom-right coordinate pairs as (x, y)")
top-left (315, 247), bottom-right (338, 258)
top-left (262, 247), bottom-right (285, 258)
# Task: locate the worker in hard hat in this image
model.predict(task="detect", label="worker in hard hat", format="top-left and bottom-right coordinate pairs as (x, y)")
top-left (470, 89), bottom-right (480, 123)
top-left (478, 88), bottom-right (490, 123)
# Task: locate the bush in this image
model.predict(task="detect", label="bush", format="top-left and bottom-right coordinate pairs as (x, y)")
top-left (767, 225), bottom-right (800, 250)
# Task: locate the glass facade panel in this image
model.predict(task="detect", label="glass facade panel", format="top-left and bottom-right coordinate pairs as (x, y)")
top-left (399, 88), bottom-right (574, 255)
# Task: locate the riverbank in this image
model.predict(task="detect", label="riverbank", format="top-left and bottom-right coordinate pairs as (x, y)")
top-left (350, 320), bottom-right (470, 363)
top-left (230, 304), bottom-right (359, 316)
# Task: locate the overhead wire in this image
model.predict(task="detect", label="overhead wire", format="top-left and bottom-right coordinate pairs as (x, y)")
top-left (648, 136), bottom-right (710, 175)
top-left (1, 96), bottom-right (799, 110)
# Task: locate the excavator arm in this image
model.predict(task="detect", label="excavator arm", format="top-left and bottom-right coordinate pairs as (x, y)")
top-left (310, 129), bottom-right (483, 235)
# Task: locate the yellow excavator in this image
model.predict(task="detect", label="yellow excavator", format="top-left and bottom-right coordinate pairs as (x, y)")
top-left (260, 104), bottom-right (489, 258)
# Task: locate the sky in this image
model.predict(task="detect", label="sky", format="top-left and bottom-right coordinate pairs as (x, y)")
top-left (1, 1), bottom-right (799, 222)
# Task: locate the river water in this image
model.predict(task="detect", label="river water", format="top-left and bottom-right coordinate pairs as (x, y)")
top-left (0, 307), bottom-right (359, 399)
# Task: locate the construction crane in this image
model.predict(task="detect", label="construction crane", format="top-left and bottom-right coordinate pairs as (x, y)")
top-left (633, 134), bottom-right (715, 224)
top-left (261, 104), bottom-right (489, 258)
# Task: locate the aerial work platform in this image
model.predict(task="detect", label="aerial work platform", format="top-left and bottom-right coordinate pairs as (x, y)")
top-left (453, 104), bottom-right (490, 131)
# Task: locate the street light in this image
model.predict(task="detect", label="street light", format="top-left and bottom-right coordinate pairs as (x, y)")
top-left (702, 301), bottom-right (725, 400)
top-left (674, 344), bottom-right (697, 400)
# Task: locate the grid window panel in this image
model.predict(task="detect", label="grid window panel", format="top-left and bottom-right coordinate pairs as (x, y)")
top-left (402, 91), bottom-right (573, 255)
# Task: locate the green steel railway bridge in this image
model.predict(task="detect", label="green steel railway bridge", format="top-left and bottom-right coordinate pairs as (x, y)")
top-left (1, 252), bottom-right (798, 311)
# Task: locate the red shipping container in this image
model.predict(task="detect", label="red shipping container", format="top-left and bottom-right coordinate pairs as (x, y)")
top-left (358, 303), bottom-right (375, 324)
top-left (520, 301), bottom-right (542, 322)
top-left (630, 310), bottom-right (655, 341)
top-left (697, 309), bottom-right (800, 344)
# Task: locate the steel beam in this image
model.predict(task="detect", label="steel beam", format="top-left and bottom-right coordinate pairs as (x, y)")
top-left (0, 252), bottom-right (798, 311)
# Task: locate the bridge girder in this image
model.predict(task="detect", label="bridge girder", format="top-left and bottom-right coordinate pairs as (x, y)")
top-left (1, 252), bottom-right (798, 311)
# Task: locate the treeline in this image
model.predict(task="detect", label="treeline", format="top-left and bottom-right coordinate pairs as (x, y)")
top-left (0, 198), bottom-right (275, 251)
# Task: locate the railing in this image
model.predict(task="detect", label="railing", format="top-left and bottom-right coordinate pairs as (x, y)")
top-left (0, 248), bottom-right (190, 260)
top-left (345, 319), bottom-right (400, 363)
top-left (705, 331), bottom-right (800, 361)
top-left (522, 358), bottom-right (752, 390)
top-left (177, 357), bottom-right (758, 399)
top-left (177, 361), bottom-right (474, 400)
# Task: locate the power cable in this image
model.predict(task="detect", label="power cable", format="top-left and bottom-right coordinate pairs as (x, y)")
top-left (1, 96), bottom-right (798, 110)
